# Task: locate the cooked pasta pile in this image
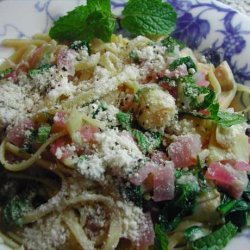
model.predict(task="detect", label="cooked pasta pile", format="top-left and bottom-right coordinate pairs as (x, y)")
top-left (0, 31), bottom-right (249, 250)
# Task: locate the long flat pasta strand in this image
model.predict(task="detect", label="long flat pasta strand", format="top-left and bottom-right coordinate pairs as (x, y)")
top-left (63, 210), bottom-right (95, 250)
top-left (0, 131), bottom-right (66, 172)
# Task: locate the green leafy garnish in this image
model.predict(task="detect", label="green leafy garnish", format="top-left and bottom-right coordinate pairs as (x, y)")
top-left (91, 102), bottom-right (108, 119)
top-left (49, 0), bottom-right (115, 42)
top-left (129, 50), bottom-right (140, 63)
top-left (87, 0), bottom-right (111, 13)
top-left (154, 224), bottom-right (168, 250)
top-left (28, 64), bottom-right (51, 79)
top-left (121, 0), bottom-right (176, 36)
top-left (123, 184), bottom-right (144, 207)
top-left (169, 56), bottom-right (196, 71)
top-left (21, 129), bottom-right (36, 153)
top-left (3, 196), bottom-right (32, 228)
top-left (189, 222), bottom-right (238, 250)
top-left (0, 68), bottom-right (13, 80)
top-left (36, 124), bottom-right (51, 144)
top-left (116, 111), bottom-right (133, 131)
top-left (70, 40), bottom-right (90, 53)
top-left (116, 111), bottom-right (162, 153)
top-left (217, 195), bottom-right (250, 229)
top-left (49, 0), bottom-right (177, 42)
top-left (183, 81), bottom-right (215, 110)
top-left (178, 76), bottom-right (246, 127)
top-left (159, 171), bottom-right (199, 232)
top-left (184, 226), bottom-right (206, 242)
top-left (216, 111), bottom-right (246, 127)
top-left (132, 130), bottom-right (161, 154)
top-left (161, 36), bottom-right (185, 53)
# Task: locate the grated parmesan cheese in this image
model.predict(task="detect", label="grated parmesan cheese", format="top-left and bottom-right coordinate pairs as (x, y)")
top-left (23, 215), bottom-right (68, 250)
top-left (77, 128), bottom-right (144, 181)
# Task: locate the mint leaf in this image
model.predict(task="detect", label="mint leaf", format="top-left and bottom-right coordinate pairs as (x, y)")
top-left (184, 226), bottom-right (205, 242)
top-left (161, 36), bottom-right (185, 53)
top-left (0, 68), bottom-right (13, 80)
top-left (28, 64), bottom-right (51, 79)
top-left (3, 196), bottom-right (32, 228)
top-left (132, 130), bottom-right (161, 153)
top-left (49, 6), bottom-right (90, 42)
top-left (87, 0), bottom-right (111, 13)
top-left (154, 224), bottom-right (168, 250)
top-left (116, 112), bottom-right (132, 130)
top-left (36, 124), bottom-right (51, 144)
top-left (189, 222), bottom-right (237, 250)
top-left (169, 56), bottom-right (196, 71)
top-left (216, 111), bottom-right (246, 127)
top-left (121, 0), bottom-right (176, 36)
top-left (49, 4), bottom-right (115, 42)
top-left (116, 111), bottom-right (161, 153)
top-left (70, 40), bottom-right (90, 53)
top-left (178, 75), bottom-right (215, 111)
top-left (85, 11), bottom-right (115, 42)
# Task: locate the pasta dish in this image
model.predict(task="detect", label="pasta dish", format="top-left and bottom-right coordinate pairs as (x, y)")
top-left (0, 1), bottom-right (249, 249)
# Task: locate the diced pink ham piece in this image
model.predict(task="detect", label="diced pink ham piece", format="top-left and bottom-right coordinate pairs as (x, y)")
top-left (52, 111), bottom-right (68, 133)
top-left (193, 72), bottom-right (210, 87)
top-left (53, 111), bottom-right (67, 126)
top-left (131, 161), bottom-right (175, 202)
top-left (168, 134), bottom-right (202, 168)
top-left (197, 80), bottom-right (210, 87)
top-left (57, 48), bottom-right (76, 76)
top-left (234, 161), bottom-right (250, 171)
top-left (6, 119), bottom-right (34, 147)
top-left (79, 125), bottom-right (100, 143)
top-left (50, 138), bottom-right (71, 159)
top-left (205, 161), bottom-right (249, 198)
top-left (151, 150), bottom-right (168, 165)
top-left (135, 213), bottom-right (155, 248)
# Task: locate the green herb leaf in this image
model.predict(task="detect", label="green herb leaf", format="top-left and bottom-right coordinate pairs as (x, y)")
top-left (217, 195), bottom-right (250, 229)
top-left (123, 184), bottom-right (144, 207)
top-left (178, 75), bottom-right (215, 111)
top-left (184, 226), bottom-right (205, 242)
top-left (216, 111), bottom-right (246, 127)
top-left (49, 4), bottom-right (115, 42)
top-left (154, 224), bottom-right (168, 250)
top-left (116, 111), bottom-right (133, 130)
top-left (161, 36), bottom-right (185, 53)
top-left (21, 129), bottom-right (36, 153)
top-left (129, 50), bottom-right (140, 63)
top-left (28, 64), bottom-right (51, 79)
top-left (121, 0), bottom-right (176, 36)
top-left (217, 198), bottom-right (249, 216)
top-left (92, 102), bottom-right (108, 119)
top-left (36, 124), bottom-right (51, 144)
top-left (0, 68), bottom-right (13, 80)
top-left (189, 222), bottom-right (238, 250)
top-left (49, 6), bottom-right (90, 42)
top-left (159, 171), bottom-right (199, 232)
top-left (3, 196), bottom-right (32, 228)
top-left (85, 11), bottom-right (116, 42)
top-left (169, 56), bottom-right (196, 71)
top-left (87, 0), bottom-right (111, 13)
top-left (132, 130), bottom-right (161, 153)
top-left (116, 111), bottom-right (161, 153)
top-left (70, 40), bottom-right (90, 53)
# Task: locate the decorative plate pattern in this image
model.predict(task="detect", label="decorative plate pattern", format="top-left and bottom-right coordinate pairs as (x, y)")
top-left (0, 1), bottom-right (250, 250)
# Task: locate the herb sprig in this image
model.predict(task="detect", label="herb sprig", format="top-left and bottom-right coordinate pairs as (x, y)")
top-left (49, 0), bottom-right (176, 42)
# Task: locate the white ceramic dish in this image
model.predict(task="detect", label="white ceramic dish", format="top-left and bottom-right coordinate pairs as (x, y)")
top-left (0, 1), bottom-right (250, 249)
